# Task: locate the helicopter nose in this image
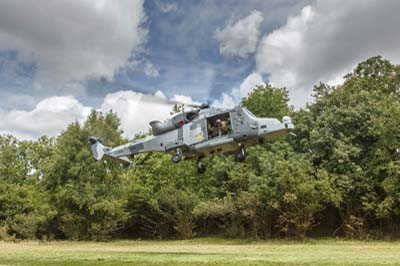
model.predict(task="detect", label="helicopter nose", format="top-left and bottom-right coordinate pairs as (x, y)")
top-left (282, 116), bottom-right (294, 129)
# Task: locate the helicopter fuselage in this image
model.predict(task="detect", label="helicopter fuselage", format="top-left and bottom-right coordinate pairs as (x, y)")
top-left (89, 106), bottom-right (294, 168)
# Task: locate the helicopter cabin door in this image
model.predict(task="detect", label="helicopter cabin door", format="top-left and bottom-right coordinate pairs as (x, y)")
top-left (206, 112), bottom-right (232, 139)
top-left (182, 118), bottom-right (208, 145)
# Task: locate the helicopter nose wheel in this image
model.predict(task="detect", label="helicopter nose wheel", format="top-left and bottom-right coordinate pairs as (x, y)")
top-left (196, 157), bottom-right (206, 174)
top-left (235, 144), bottom-right (246, 162)
top-left (172, 149), bottom-right (182, 163)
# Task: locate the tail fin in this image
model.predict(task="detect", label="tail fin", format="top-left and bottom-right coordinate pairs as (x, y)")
top-left (88, 137), bottom-right (132, 167)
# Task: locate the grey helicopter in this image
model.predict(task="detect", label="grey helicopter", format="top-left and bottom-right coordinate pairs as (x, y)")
top-left (89, 101), bottom-right (294, 173)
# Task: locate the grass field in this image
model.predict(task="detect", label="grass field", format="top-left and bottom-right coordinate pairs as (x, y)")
top-left (1, 238), bottom-right (400, 266)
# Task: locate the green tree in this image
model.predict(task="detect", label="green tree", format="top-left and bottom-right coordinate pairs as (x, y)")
top-left (0, 135), bottom-right (30, 184)
top-left (43, 111), bottom-right (129, 240)
top-left (0, 183), bottom-right (54, 239)
top-left (242, 84), bottom-right (291, 118)
top-left (297, 56), bottom-right (400, 237)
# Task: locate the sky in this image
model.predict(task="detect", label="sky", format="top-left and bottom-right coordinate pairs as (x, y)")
top-left (0, 0), bottom-right (400, 139)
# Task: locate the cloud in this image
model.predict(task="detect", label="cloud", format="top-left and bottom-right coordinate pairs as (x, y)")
top-left (100, 90), bottom-right (174, 137)
top-left (238, 72), bottom-right (265, 99)
top-left (170, 94), bottom-right (202, 106)
top-left (0, 0), bottom-right (147, 86)
top-left (0, 96), bottom-right (91, 140)
top-left (213, 72), bottom-right (265, 109)
top-left (212, 93), bottom-right (237, 109)
top-left (157, 2), bottom-right (178, 13)
top-left (101, 91), bottom-right (200, 137)
top-left (214, 10), bottom-right (264, 58)
top-left (255, 0), bottom-right (400, 107)
top-left (0, 90), bottom-right (201, 140)
top-left (142, 60), bottom-right (160, 77)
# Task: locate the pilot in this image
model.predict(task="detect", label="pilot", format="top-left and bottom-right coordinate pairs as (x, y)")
top-left (215, 119), bottom-right (228, 137)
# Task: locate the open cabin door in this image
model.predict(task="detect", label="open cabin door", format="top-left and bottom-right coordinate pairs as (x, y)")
top-left (206, 112), bottom-right (232, 139)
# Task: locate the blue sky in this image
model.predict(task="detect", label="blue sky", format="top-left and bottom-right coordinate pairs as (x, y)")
top-left (136, 0), bottom-right (311, 102)
top-left (0, 0), bottom-right (399, 139)
top-left (0, 0), bottom-right (312, 110)
top-left (64, 0), bottom-right (310, 106)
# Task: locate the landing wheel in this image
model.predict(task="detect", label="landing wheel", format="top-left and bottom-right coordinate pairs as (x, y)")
top-left (172, 149), bottom-right (182, 163)
top-left (235, 145), bottom-right (246, 162)
top-left (197, 158), bottom-right (206, 174)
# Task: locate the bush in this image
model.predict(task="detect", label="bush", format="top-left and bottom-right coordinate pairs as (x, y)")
top-left (0, 183), bottom-right (54, 240)
top-left (154, 188), bottom-right (199, 239)
top-left (0, 225), bottom-right (15, 241)
top-left (7, 213), bottom-right (38, 240)
top-left (56, 197), bottom-right (129, 241)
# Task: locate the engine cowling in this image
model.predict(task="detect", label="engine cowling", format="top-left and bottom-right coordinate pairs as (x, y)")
top-left (150, 111), bottom-right (198, 135)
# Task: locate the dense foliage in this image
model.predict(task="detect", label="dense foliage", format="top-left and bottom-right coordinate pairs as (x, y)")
top-left (1, 56), bottom-right (400, 241)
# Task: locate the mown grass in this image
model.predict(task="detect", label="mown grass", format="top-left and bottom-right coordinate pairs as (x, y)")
top-left (1, 238), bottom-right (400, 266)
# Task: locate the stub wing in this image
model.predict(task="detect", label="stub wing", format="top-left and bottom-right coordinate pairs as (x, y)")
top-left (88, 137), bottom-right (132, 167)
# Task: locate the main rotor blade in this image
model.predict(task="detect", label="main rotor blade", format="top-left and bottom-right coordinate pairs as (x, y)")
top-left (142, 93), bottom-right (207, 108)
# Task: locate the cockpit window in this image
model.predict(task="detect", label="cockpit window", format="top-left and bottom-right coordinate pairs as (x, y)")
top-left (186, 111), bottom-right (198, 121)
top-left (243, 108), bottom-right (256, 118)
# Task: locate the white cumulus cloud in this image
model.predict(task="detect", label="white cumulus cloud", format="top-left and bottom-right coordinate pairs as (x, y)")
top-left (213, 72), bottom-right (265, 109)
top-left (212, 93), bottom-right (237, 109)
top-left (0, 0), bottom-right (147, 86)
top-left (100, 90), bottom-right (174, 137)
top-left (238, 72), bottom-right (265, 99)
top-left (0, 96), bottom-right (91, 140)
top-left (256, 0), bottom-right (400, 107)
top-left (214, 10), bottom-right (264, 58)
top-left (0, 90), bottom-right (200, 140)
top-left (170, 94), bottom-right (202, 106)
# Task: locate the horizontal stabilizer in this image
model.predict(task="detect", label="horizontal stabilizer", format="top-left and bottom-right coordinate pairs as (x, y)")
top-left (103, 154), bottom-right (132, 167)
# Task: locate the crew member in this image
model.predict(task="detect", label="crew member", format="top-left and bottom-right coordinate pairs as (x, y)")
top-left (215, 119), bottom-right (228, 137)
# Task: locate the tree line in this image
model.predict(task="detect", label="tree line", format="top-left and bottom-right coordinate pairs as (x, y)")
top-left (1, 56), bottom-right (400, 241)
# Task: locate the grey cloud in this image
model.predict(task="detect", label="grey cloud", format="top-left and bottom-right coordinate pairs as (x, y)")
top-left (214, 10), bottom-right (264, 58)
top-left (256, 0), bottom-right (400, 107)
top-left (0, 0), bottom-right (147, 86)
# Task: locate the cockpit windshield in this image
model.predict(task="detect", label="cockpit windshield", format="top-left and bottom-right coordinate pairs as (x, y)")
top-left (243, 108), bottom-right (256, 118)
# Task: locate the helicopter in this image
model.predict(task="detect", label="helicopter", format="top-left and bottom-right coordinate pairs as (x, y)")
top-left (89, 102), bottom-right (294, 173)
